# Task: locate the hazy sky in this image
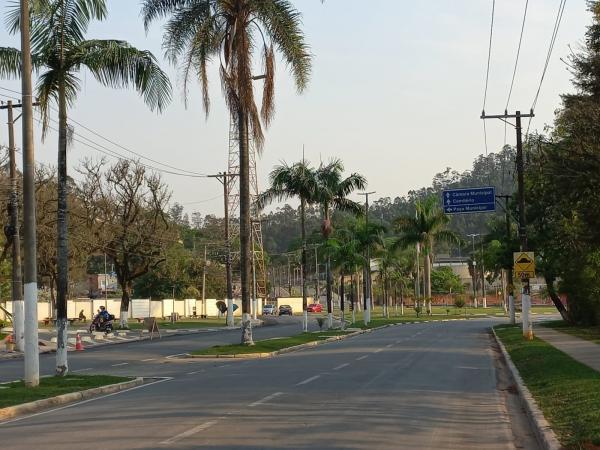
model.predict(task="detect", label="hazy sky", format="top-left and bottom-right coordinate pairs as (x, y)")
top-left (0, 1), bottom-right (590, 217)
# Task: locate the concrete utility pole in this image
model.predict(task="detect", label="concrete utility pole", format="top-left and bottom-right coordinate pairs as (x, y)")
top-left (358, 191), bottom-right (376, 325)
top-left (480, 237), bottom-right (487, 308)
top-left (482, 110), bottom-right (534, 338)
top-left (1, 101), bottom-right (23, 352)
top-left (467, 233), bottom-right (480, 308)
top-left (19, 0), bottom-right (40, 387)
top-left (209, 172), bottom-right (237, 327)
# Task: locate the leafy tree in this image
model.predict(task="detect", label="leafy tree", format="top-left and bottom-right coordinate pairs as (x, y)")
top-left (0, 0), bottom-right (171, 375)
top-left (431, 267), bottom-right (464, 295)
top-left (143, 0), bottom-right (312, 344)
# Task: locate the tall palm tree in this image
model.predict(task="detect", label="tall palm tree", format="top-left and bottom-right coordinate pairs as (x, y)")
top-left (376, 239), bottom-right (402, 319)
top-left (257, 160), bottom-right (317, 332)
top-left (314, 159), bottom-right (366, 327)
top-left (0, 0), bottom-right (171, 376)
top-left (143, 0), bottom-right (312, 345)
top-left (394, 196), bottom-right (460, 315)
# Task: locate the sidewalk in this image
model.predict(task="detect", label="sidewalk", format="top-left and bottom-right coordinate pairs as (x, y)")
top-left (534, 326), bottom-right (600, 372)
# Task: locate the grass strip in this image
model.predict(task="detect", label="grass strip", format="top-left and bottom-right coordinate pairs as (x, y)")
top-left (0, 374), bottom-right (132, 408)
top-left (494, 324), bottom-right (600, 449)
top-left (541, 320), bottom-right (600, 345)
top-left (191, 331), bottom-right (351, 356)
top-left (348, 314), bottom-right (469, 329)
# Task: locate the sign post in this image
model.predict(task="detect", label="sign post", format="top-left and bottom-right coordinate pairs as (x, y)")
top-left (442, 187), bottom-right (496, 215)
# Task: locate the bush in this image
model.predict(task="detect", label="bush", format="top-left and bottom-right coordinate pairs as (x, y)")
top-left (454, 296), bottom-right (466, 309)
top-left (414, 305), bottom-right (422, 317)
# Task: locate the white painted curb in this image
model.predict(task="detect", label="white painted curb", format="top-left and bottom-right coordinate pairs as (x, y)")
top-left (491, 328), bottom-right (561, 450)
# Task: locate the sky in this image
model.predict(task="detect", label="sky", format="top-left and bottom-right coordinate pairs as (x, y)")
top-left (0, 0), bottom-right (591, 217)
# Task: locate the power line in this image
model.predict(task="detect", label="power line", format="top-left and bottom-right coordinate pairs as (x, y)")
top-left (505, 0), bottom-right (529, 111)
top-left (482, 0), bottom-right (496, 155)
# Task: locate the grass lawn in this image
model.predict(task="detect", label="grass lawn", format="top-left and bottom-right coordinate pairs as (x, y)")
top-left (191, 331), bottom-right (351, 356)
top-left (124, 317), bottom-right (226, 330)
top-left (541, 320), bottom-right (600, 345)
top-left (495, 324), bottom-right (600, 448)
top-left (347, 314), bottom-right (471, 329)
top-left (0, 374), bottom-right (132, 409)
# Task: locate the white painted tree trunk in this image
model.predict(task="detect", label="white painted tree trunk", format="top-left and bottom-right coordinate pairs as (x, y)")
top-left (482, 297), bottom-right (487, 308)
top-left (55, 317), bottom-right (68, 376)
top-left (24, 282), bottom-right (39, 386)
top-left (365, 298), bottom-right (371, 324)
top-left (401, 300), bottom-right (404, 316)
top-left (509, 295), bottom-right (516, 324)
top-left (522, 292), bottom-right (533, 338)
top-left (352, 308), bottom-right (356, 324)
top-left (303, 311), bottom-right (308, 332)
top-left (13, 299), bottom-right (24, 352)
top-left (120, 310), bottom-right (128, 329)
top-left (327, 312), bottom-right (333, 329)
top-left (241, 313), bottom-right (254, 345)
top-left (227, 299), bottom-right (234, 327)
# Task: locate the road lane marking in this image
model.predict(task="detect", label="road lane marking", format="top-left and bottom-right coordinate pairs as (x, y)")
top-left (249, 392), bottom-right (284, 407)
top-left (111, 362), bottom-right (128, 367)
top-left (385, 344), bottom-right (394, 348)
top-left (72, 368), bottom-right (92, 372)
top-left (0, 377), bottom-right (174, 426)
top-left (165, 353), bottom-right (187, 359)
top-left (356, 355), bottom-right (369, 361)
top-left (160, 420), bottom-right (218, 445)
top-left (141, 358), bottom-right (156, 362)
top-left (374, 348), bottom-right (384, 353)
top-left (296, 375), bottom-right (320, 386)
top-left (333, 363), bottom-right (350, 371)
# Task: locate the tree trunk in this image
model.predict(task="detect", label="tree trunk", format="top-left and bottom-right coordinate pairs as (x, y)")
top-left (544, 272), bottom-right (571, 322)
top-left (340, 270), bottom-right (345, 329)
top-left (301, 199), bottom-right (308, 332)
top-left (326, 256), bottom-right (333, 328)
top-left (238, 109), bottom-right (253, 345)
top-left (55, 79), bottom-right (69, 377)
top-left (120, 280), bottom-right (132, 329)
top-left (424, 252), bottom-right (432, 315)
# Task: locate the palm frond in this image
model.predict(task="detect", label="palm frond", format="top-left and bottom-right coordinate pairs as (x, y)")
top-left (0, 47), bottom-right (22, 78)
top-left (79, 39), bottom-right (172, 111)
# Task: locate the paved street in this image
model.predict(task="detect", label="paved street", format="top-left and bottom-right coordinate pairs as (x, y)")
top-left (0, 319), bottom-right (538, 449)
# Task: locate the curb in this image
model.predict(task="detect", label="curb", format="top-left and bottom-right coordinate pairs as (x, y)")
top-left (0, 377), bottom-right (144, 421)
top-left (187, 329), bottom-right (369, 359)
top-left (491, 327), bottom-right (561, 450)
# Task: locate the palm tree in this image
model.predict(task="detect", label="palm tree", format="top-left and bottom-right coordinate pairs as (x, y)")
top-left (314, 159), bottom-right (366, 327)
top-left (376, 239), bottom-right (402, 319)
top-left (257, 160), bottom-right (317, 332)
top-left (393, 196), bottom-right (460, 315)
top-left (0, 0), bottom-right (171, 376)
top-left (143, 0), bottom-right (312, 345)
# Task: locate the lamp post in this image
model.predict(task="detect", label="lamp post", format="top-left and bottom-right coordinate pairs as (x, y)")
top-left (467, 233), bottom-right (480, 308)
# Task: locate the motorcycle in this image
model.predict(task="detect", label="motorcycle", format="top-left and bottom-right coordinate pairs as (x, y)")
top-left (89, 314), bottom-right (114, 333)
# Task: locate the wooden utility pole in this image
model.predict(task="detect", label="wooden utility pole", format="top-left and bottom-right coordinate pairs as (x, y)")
top-left (208, 172), bottom-right (238, 327)
top-left (19, 0), bottom-right (40, 387)
top-left (481, 110), bottom-right (534, 337)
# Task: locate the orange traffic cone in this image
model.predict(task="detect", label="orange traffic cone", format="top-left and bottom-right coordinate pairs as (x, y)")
top-left (75, 333), bottom-right (84, 351)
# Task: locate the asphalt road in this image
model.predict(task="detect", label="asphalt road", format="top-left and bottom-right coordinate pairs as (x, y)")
top-left (0, 318), bottom-right (539, 449)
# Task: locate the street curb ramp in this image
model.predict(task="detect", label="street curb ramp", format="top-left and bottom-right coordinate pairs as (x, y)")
top-left (491, 328), bottom-right (561, 450)
top-left (0, 377), bottom-right (144, 422)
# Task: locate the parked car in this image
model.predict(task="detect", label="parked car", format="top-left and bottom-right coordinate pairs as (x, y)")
top-left (307, 303), bottom-right (323, 313)
top-left (262, 304), bottom-right (277, 315)
top-left (278, 305), bottom-right (293, 316)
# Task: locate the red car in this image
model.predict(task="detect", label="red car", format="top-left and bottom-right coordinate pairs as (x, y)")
top-left (307, 303), bottom-right (323, 313)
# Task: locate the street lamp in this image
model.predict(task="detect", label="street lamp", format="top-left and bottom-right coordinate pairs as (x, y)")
top-left (467, 233), bottom-right (480, 308)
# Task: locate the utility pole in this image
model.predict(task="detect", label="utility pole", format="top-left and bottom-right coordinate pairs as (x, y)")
top-left (313, 245), bottom-right (319, 302)
top-left (19, 0), bottom-right (40, 387)
top-left (202, 244), bottom-right (207, 316)
top-left (482, 109), bottom-right (534, 338)
top-left (1, 100), bottom-right (23, 352)
top-left (480, 236), bottom-right (487, 308)
top-left (209, 172), bottom-right (237, 327)
top-left (467, 233), bottom-right (480, 308)
top-left (358, 191), bottom-right (376, 325)
top-left (496, 195), bottom-right (515, 323)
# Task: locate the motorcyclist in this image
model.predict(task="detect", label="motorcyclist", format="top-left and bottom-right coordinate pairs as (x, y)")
top-left (97, 306), bottom-right (110, 322)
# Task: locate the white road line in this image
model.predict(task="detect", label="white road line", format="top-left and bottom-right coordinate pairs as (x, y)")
top-left (0, 377), bottom-right (174, 426)
top-left (248, 392), bottom-right (284, 407)
top-left (356, 355), bottom-right (369, 361)
top-left (111, 362), bottom-right (128, 367)
top-left (165, 353), bottom-right (187, 359)
top-left (296, 375), bottom-right (320, 386)
top-left (160, 420), bottom-right (218, 445)
top-left (72, 368), bottom-right (92, 372)
top-left (141, 358), bottom-right (156, 362)
top-left (374, 348), bottom-right (384, 353)
top-left (186, 370), bottom-right (204, 375)
top-left (333, 363), bottom-right (350, 371)
top-left (385, 343), bottom-right (394, 348)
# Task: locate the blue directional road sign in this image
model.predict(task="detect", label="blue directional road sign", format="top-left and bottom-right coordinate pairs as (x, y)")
top-left (442, 186), bottom-right (496, 215)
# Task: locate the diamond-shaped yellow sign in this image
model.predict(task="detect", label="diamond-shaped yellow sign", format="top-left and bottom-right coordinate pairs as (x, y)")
top-left (514, 252), bottom-right (535, 279)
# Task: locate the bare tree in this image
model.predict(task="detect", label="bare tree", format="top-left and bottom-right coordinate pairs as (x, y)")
top-left (78, 159), bottom-right (173, 328)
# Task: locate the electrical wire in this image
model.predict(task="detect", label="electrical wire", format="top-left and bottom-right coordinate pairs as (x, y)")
top-left (505, 0), bottom-right (529, 111)
top-left (482, 0), bottom-right (496, 155)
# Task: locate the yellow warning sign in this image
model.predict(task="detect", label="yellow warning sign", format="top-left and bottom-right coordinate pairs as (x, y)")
top-left (514, 252), bottom-right (535, 279)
